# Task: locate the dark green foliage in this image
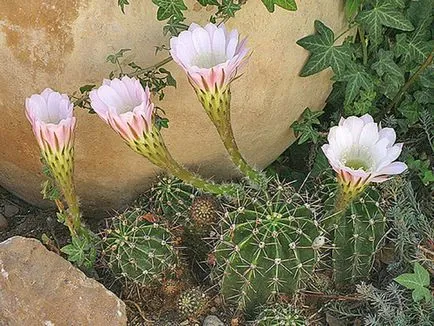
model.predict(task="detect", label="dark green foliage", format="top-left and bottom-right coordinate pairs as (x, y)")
top-left (254, 303), bottom-right (306, 325)
top-left (102, 209), bottom-right (178, 284)
top-left (152, 0), bottom-right (187, 21)
top-left (177, 287), bottom-right (208, 318)
top-left (261, 0), bottom-right (297, 13)
top-left (213, 181), bottom-right (323, 314)
top-left (60, 233), bottom-right (98, 270)
top-left (394, 262), bottom-right (432, 303)
top-left (118, 0), bottom-right (129, 13)
top-left (296, 0), bottom-right (433, 191)
top-left (291, 108), bottom-right (324, 145)
top-left (355, 282), bottom-right (434, 325)
top-left (297, 20), bottom-right (352, 77)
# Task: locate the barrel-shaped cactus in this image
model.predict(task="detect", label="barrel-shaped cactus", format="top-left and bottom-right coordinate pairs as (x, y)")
top-left (213, 182), bottom-right (323, 313)
top-left (102, 209), bottom-right (178, 284)
top-left (325, 187), bottom-right (385, 287)
top-left (147, 175), bottom-right (198, 225)
top-left (255, 303), bottom-right (306, 326)
top-left (177, 287), bottom-right (208, 319)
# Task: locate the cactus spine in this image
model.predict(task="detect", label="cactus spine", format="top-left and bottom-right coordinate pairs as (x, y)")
top-left (102, 209), bottom-right (178, 284)
top-left (147, 175), bottom-right (198, 225)
top-left (177, 287), bottom-right (208, 319)
top-left (255, 303), bottom-right (306, 326)
top-left (214, 182), bottom-right (322, 313)
top-left (328, 187), bottom-right (385, 286)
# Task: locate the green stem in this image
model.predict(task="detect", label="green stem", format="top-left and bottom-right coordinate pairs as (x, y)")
top-left (130, 127), bottom-right (240, 197)
top-left (385, 51), bottom-right (433, 115)
top-left (44, 149), bottom-right (82, 236)
top-left (129, 56), bottom-right (173, 77)
top-left (195, 88), bottom-right (265, 187)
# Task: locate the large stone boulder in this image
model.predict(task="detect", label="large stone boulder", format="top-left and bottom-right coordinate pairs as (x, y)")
top-left (0, 236), bottom-right (127, 325)
top-left (0, 1), bottom-right (347, 212)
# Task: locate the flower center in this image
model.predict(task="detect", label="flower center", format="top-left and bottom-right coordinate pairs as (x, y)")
top-left (191, 53), bottom-right (226, 69)
top-left (341, 146), bottom-right (373, 171)
top-left (345, 159), bottom-right (370, 171)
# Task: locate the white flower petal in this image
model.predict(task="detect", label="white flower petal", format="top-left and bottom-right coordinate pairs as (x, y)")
top-left (378, 127), bottom-right (396, 147)
top-left (97, 85), bottom-right (125, 111)
top-left (360, 114), bottom-right (374, 124)
top-left (341, 116), bottom-right (365, 143)
top-left (212, 27), bottom-right (227, 64)
top-left (359, 122), bottom-right (379, 147)
top-left (376, 162), bottom-right (407, 176)
top-left (192, 27), bottom-right (212, 56)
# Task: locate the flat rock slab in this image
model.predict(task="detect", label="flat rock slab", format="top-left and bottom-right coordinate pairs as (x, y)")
top-left (0, 236), bottom-right (127, 325)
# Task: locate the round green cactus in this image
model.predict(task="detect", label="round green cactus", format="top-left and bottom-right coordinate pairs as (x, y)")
top-left (177, 287), bottom-right (208, 319)
top-left (147, 175), bottom-right (198, 225)
top-left (255, 303), bottom-right (306, 326)
top-left (102, 209), bottom-right (178, 284)
top-left (213, 181), bottom-right (323, 313)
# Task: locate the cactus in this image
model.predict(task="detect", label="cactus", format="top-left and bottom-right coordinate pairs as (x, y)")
top-left (147, 175), bottom-right (198, 225)
top-left (102, 209), bottom-right (178, 284)
top-left (326, 187), bottom-right (385, 287)
top-left (213, 181), bottom-right (323, 313)
top-left (255, 303), bottom-right (306, 326)
top-left (190, 195), bottom-right (221, 230)
top-left (177, 287), bottom-right (208, 319)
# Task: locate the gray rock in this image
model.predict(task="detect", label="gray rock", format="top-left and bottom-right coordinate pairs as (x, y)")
top-left (3, 203), bottom-right (19, 217)
top-left (0, 236), bottom-right (127, 325)
top-left (203, 315), bottom-right (225, 326)
top-left (0, 214), bottom-right (7, 230)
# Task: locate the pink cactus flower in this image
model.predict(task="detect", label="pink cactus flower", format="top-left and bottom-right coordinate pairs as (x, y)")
top-left (25, 88), bottom-right (81, 234)
top-left (25, 88), bottom-right (76, 154)
top-left (322, 114), bottom-right (407, 191)
top-left (89, 76), bottom-right (154, 143)
top-left (170, 23), bottom-right (249, 92)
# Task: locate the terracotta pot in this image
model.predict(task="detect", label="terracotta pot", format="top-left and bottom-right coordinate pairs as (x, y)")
top-left (0, 0), bottom-right (347, 214)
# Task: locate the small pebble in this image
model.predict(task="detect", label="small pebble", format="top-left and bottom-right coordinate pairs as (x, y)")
top-left (203, 315), bottom-right (224, 326)
top-left (3, 203), bottom-right (19, 218)
top-left (0, 214), bottom-right (8, 230)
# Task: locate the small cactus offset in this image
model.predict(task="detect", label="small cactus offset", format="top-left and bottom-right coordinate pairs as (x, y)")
top-left (254, 303), bottom-right (306, 326)
top-left (190, 194), bottom-right (221, 230)
top-left (177, 287), bottom-right (208, 319)
top-left (213, 181), bottom-right (323, 313)
top-left (329, 187), bottom-right (385, 287)
top-left (148, 175), bottom-right (198, 225)
top-left (102, 209), bottom-right (178, 284)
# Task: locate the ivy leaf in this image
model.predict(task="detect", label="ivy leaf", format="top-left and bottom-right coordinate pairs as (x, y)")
top-left (106, 48), bottom-right (131, 64)
top-left (162, 15), bottom-right (189, 36)
top-left (152, 0), bottom-right (187, 21)
top-left (217, 0), bottom-right (242, 18)
top-left (297, 20), bottom-right (352, 77)
top-left (371, 49), bottom-right (404, 99)
top-left (118, 0), bottom-right (130, 14)
top-left (61, 236), bottom-right (97, 269)
top-left (345, 0), bottom-right (362, 19)
top-left (398, 94), bottom-right (420, 125)
top-left (394, 0), bottom-right (433, 67)
top-left (336, 61), bottom-right (374, 105)
top-left (394, 262), bottom-right (432, 303)
top-left (261, 0), bottom-right (297, 12)
top-left (291, 108), bottom-right (324, 144)
top-left (261, 0), bottom-right (296, 12)
top-left (197, 0), bottom-right (219, 5)
top-left (356, 0), bottom-right (414, 46)
top-left (79, 84), bottom-right (96, 94)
